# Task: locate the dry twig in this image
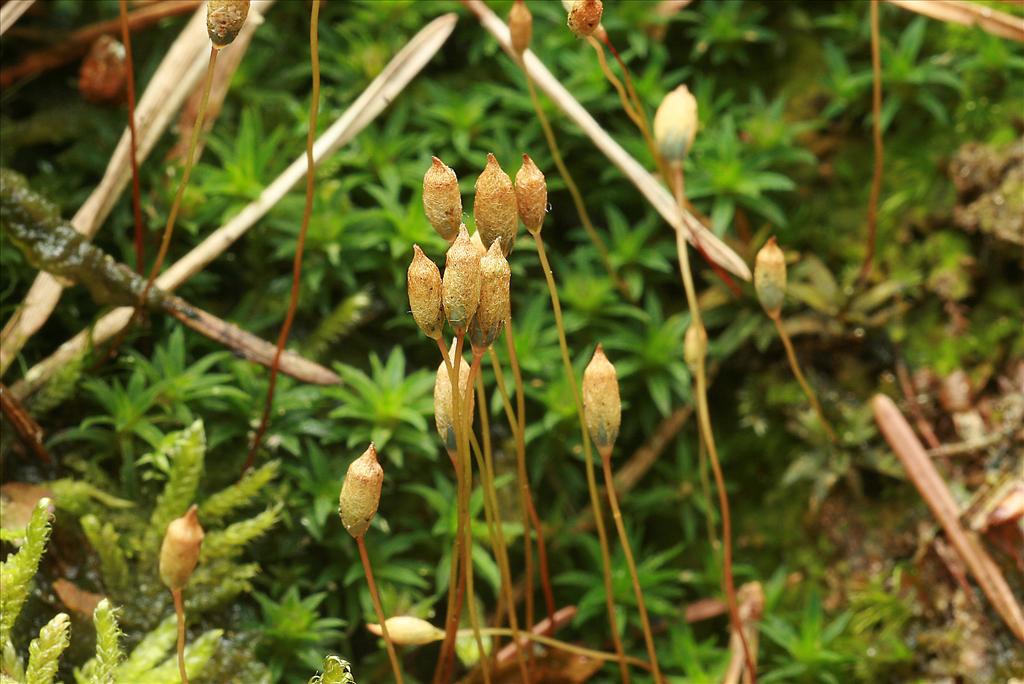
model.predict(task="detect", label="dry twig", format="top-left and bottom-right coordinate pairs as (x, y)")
top-left (9, 12), bottom-right (460, 401)
top-left (872, 394), bottom-right (1024, 642)
top-left (0, 0), bottom-right (35, 37)
top-left (886, 0), bottom-right (1024, 42)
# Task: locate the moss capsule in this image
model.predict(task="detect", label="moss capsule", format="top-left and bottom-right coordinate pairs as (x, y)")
top-left (338, 444), bottom-right (384, 539)
top-left (207, 0), bottom-right (250, 48)
top-left (583, 344), bottom-right (621, 450)
top-left (474, 154), bottom-right (518, 256)
top-left (514, 154), bottom-right (547, 234)
top-left (423, 157), bottom-right (462, 243)
top-left (754, 237), bottom-right (787, 318)
top-left (469, 240), bottom-right (511, 352)
top-left (654, 85), bottom-right (698, 164)
top-left (509, 1), bottom-right (533, 56)
top-left (442, 226), bottom-right (483, 335)
top-left (408, 246), bottom-right (445, 340)
top-left (159, 505), bottom-right (204, 591)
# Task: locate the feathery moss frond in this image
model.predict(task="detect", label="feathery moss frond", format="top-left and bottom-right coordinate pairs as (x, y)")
top-left (25, 350), bottom-right (83, 415)
top-left (80, 515), bottom-right (130, 596)
top-left (0, 499), bottom-right (54, 645)
top-left (148, 420), bottom-right (206, 548)
top-left (90, 599), bottom-right (122, 684)
top-left (115, 616), bottom-right (176, 681)
top-left (25, 613), bottom-right (71, 684)
top-left (303, 291), bottom-right (372, 360)
top-left (49, 480), bottom-right (133, 516)
top-left (200, 460), bottom-right (279, 523)
top-left (199, 504), bottom-right (280, 563)
top-left (308, 656), bottom-right (356, 684)
top-left (185, 562), bottom-right (260, 613)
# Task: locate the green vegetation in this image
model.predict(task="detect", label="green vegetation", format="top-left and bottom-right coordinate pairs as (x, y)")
top-left (2, 1), bottom-right (1022, 682)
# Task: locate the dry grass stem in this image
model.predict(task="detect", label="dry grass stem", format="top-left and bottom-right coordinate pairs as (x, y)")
top-left (872, 394), bottom-right (1024, 642)
top-left (886, 0), bottom-right (1024, 41)
top-left (857, 0), bottom-right (885, 285)
top-left (0, 0), bottom-right (35, 36)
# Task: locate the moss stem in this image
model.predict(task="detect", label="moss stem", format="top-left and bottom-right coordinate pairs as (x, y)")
top-left (462, 354), bottom-right (490, 684)
top-left (771, 315), bottom-right (838, 442)
top-left (600, 447), bottom-right (665, 683)
top-left (530, 229), bottom-right (631, 683)
top-left (171, 588), bottom-right (189, 684)
top-left (454, 628), bottom-right (652, 670)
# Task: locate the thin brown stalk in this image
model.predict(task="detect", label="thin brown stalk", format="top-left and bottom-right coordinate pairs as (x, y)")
top-left (119, 0), bottom-right (144, 272)
top-left (671, 167), bottom-right (755, 683)
top-left (245, 0), bottom-right (321, 471)
top-left (171, 588), bottom-right (189, 684)
top-left (531, 230), bottom-right (631, 683)
top-left (470, 377), bottom-right (530, 681)
top-left (858, 0), bottom-right (884, 285)
top-left (519, 63), bottom-right (632, 301)
top-left (504, 320), bottom-right (556, 622)
top-left (138, 47), bottom-right (217, 309)
top-left (357, 536), bottom-right (405, 684)
top-left (463, 353), bottom-right (491, 684)
top-left (771, 315), bottom-right (838, 443)
top-left (600, 447), bottom-right (665, 683)
top-left (0, 382), bottom-right (50, 464)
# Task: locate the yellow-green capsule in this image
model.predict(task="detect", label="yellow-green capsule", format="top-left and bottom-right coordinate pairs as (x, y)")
top-left (583, 344), bottom-right (621, 451)
top-left (514, 154), bottom-right (547, 234)
top-left (474, 154), bottom-right (518, 256)
top-left (683, 323), bottom-right (707, 372)
top-left (469, 240), bottom-right (511, 352)
top-left (423, 157), bottom-right (462, 243)
top-left (653, 85), bottom-right (698, 164)
top-left (408, 245), bottom-right (445, 340)
top-left (442, 226), bottom-right (483, 335)
top-left (754, 237), bottom-right (787, 318)
top-left (207, 0), bottom-right (250, 48)
top-left (338, 444), bottom-right (383, 539)
top-left (367, 616), bottom-right (445, 646)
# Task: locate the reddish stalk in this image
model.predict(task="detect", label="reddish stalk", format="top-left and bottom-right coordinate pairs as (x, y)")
top-left (504, 320), bottom-right (557, 622)
top-left (357, 536), bottom-right (405, 684)
top-left (857, 0), bottom-right (884, 285)
top-left (244, 0), bottom-right (321, 472)
top-left (119, 0), bottom-right (145, 272)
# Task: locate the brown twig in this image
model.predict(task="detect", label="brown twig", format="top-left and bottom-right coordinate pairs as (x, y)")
top-left (0, 0), bottom-right (202, 88)
top-left (245, 0), bottom-right (321, 472)
top-left (872, 394), bottom-right (1024, 642)
top-left (0, 382), bottom-right (50, 464)
top-left (857, 0), bottom-right (884, 285)
top-left (895, 359), bottom-right (942, 449)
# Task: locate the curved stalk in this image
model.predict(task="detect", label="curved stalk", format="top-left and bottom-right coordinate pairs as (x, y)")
top-left (771, 315), bottom-right (838, 442)
top-left (857, 0), bottom-right (884, 285)
top-left (530, 229), bottom-right (631, 683)
top-left (357, 536), bottom-right (405, 684)
top-left (118, 0), bottom-right (144, 272)
top-left (245, 0), bottom-right (321, 470)
top-left (600, 448), bottom-right (665, 683)
top-left (671, 166), bottom-right (756, 683)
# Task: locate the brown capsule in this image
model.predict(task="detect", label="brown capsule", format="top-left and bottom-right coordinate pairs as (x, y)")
top-left (509, 0), bottom-right (533, 56)
top-left (159, 505), bottom-right (204, 591)
top-left (367, 616), bottom-right (445, 646)
top-left (567, 0), bottom-right (603, 37)
top-left (653, 85), bottom-right (698, 164)
top-left (434, 349), bottom-right (474, 453)
top-left (754, 237), bottom-right (787, 318)
top-left (339, 444), bottom-right (384, 539)
top-left (514, 154), bottom-right (547, 234)
top-left (408, 246), bottom-right (445, 340)
top-left (79, 36), bottom-right (127, 105)
top-left (469, 240), bottom-right (511, 352)
top-left (583, 344), bottom-right (621, 451)
top-left (442, 226), bottom-right (483, 335)
top-left (423, 157), bottom-right (462, 243)
top-left (683, 323), bottom-right (707, 371)
top-left (474, 154), bottom-right (519, 256)
top-left (469, 230), bottom-right (487, 257)
top-left (207, 0), bottom-right (249, 48)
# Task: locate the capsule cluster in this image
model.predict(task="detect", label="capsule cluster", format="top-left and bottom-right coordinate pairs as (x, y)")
top-left (412, 153), bottom-right (551, 446)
